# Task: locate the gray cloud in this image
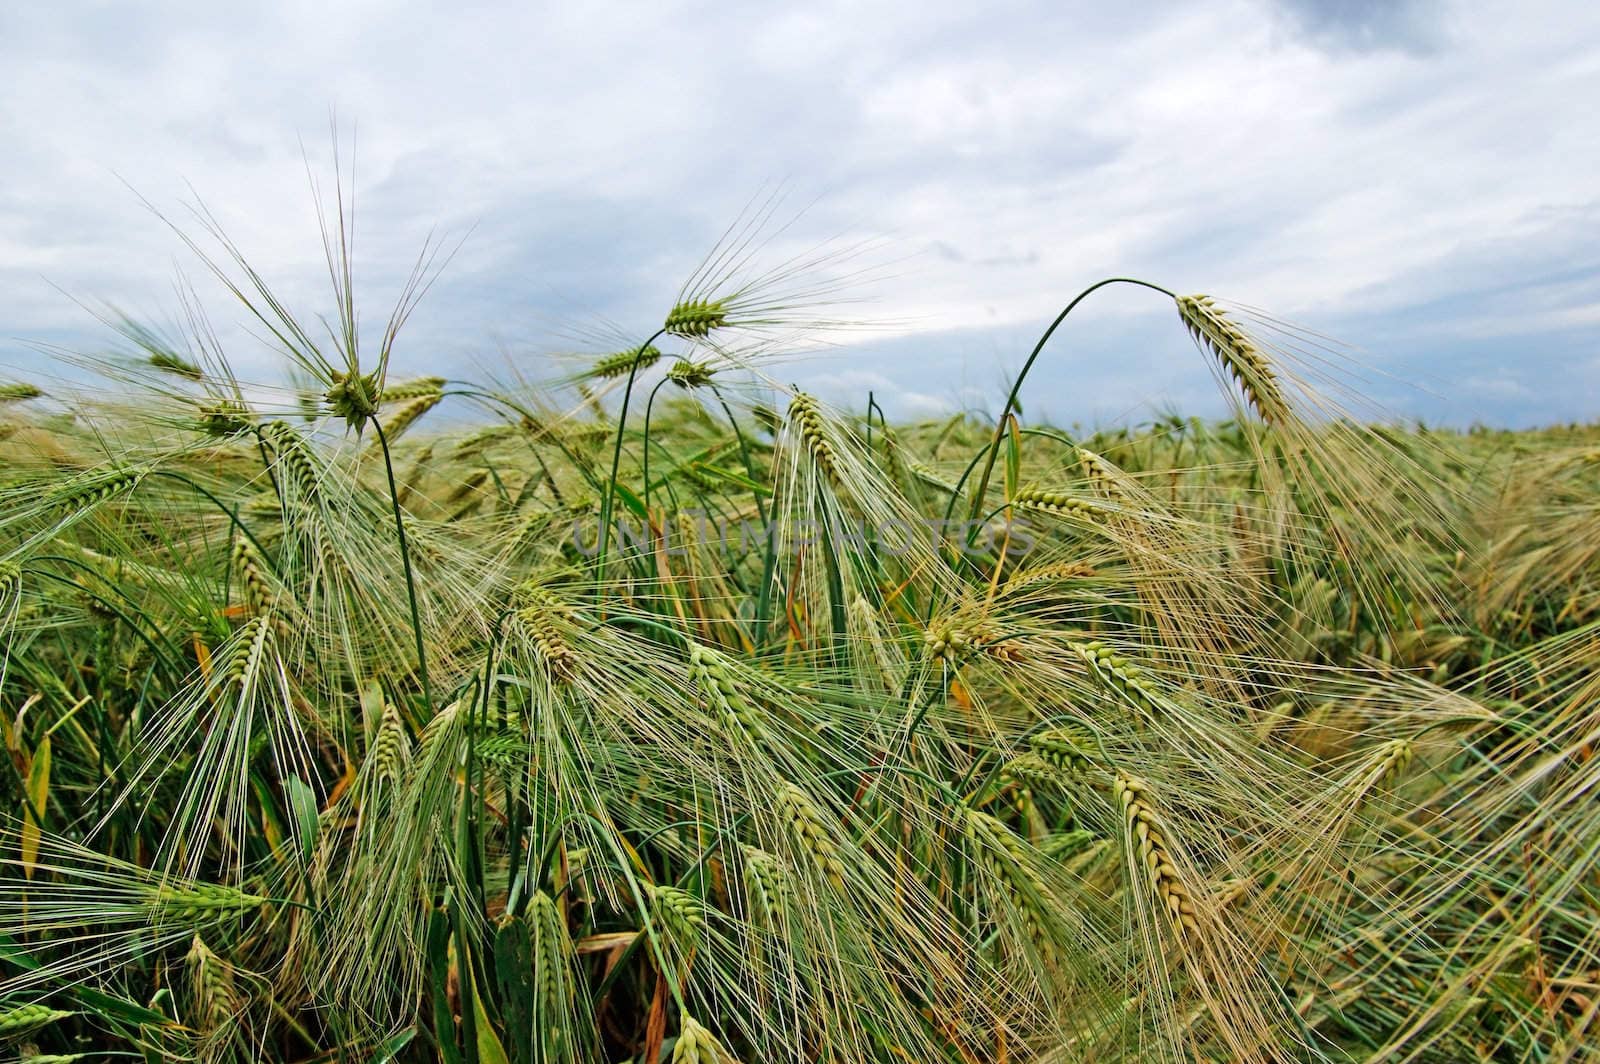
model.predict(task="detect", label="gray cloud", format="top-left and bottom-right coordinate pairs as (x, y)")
top-left (1, 0), bottom-right (1597, 428)
top-left (1275, 0), bottom-right (1448, 54)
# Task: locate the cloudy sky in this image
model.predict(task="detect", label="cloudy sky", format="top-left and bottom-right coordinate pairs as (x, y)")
top-left (2, 0), bottom-right (1597, 426)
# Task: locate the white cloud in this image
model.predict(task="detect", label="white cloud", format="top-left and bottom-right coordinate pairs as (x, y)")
top-left (2, 0), bottom-right (1598, 426)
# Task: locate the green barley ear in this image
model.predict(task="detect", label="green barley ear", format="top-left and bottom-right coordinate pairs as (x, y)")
top-left (47, 467), bottom-right (144, 515)
top-left (1373, 738), bottom-right (1414, 786)
top-left (185, 935), bottom-right (242, 1039)
top-left (775, 782), bottom-right (846, 890)
top-left (1013, 487), bottom-right (1110, 522)
top-left (1071, 640), bottom-right (1162, 718)
top-left (149, 350), bottom-right (204, 381)
top-left (380, 376), bottom-right (447, 401)
top-left (1028, 727), bottom-right (1095, 777)
top-left (0, 382), bottom-right (45, 403)
top-left (1002, 753), bottom-right (1058, 794)
top-left (739, 846), bottom-right (791, 928)
top-left (649, 884), bottom-right (706, 948)
top-left (1001, 559), bottom-right (1098, 593)
top-left (1112, 774), bottom-right (1200, 938)
top-left (665, 299), bottom-right (730, 338)
top-left (371, 390), bottom-right (443, 444)
top-left (0, 1003), bottom-right (74, 1039)
top-left (667, 359), bottom-right (717, 388)
top-left (527, 889), bottom-right (585, 1063)
top-left (258, 421), bottom-right (323, 503)
top-left (143, 881), bottom-right (268, 924)
top-left (689, 642), bottom-right (768, 747)
top-left (785, 391), bottom-right (841, 485)
top-left (512, 583), bottom-right (577, 682)
top-left (368, 703), bottom-right (412, 792)
top-left (672, 1015), bottom-right (737, 1063)
top-left (589, 346), bottom-right (663, 380)
top-left (1040, 829), bottom-right (1099, 862)
top-left (925, 612), bottom-right (1017, 665)
top-left (962, 806), bottom-right (1060, 964)
top-left (231, 538), bottom-right (276, 617)
top-left (1077, 447), bottom-right (1129, 502)
top-left (197, 400), bottom-right (255, 438)
top-left (324, 368), bottom-right (382, 430)
top-left (1176, 294), bottom-right (1290, 425)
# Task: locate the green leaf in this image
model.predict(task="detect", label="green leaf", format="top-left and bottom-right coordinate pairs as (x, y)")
top-left (285, 775), bottom-right (320, 865)
top-left (369, 1026), bottom-right (417, 1062)
top-left (427, 907), bottom-right (463, 1064)
top-left (611, 481), bottom-right (649, 520)
top-left (493, 916), bottom-right (535, 1064)
top-left (75, 985), bottom-right (174, 1029)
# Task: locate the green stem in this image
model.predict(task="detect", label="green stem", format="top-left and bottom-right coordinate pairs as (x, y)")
top-left (595, 329), bottom-right (668, 591)
top-left (640, 376), bottom-right (673, 511)
top-left (965, 278), bottom-right (1174, 526)
top-left (372, 419), bottom-right (435, 714)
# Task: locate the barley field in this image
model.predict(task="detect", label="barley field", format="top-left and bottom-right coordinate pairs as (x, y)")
top-left (2, 214), bottom-right (1598, 1062)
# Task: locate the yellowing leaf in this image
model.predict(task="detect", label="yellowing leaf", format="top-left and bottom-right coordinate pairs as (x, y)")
top-left (21, 734), bottom-right (50, 877)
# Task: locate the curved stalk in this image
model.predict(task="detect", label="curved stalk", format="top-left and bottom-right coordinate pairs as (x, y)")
top-left (964, 278), bottom-right (1174, 525)
top-left (595, 330), bottom-right (668, 590)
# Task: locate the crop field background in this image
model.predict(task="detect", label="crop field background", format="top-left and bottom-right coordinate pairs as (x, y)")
top-left (2, 201), bottom-right (1599, 1063)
